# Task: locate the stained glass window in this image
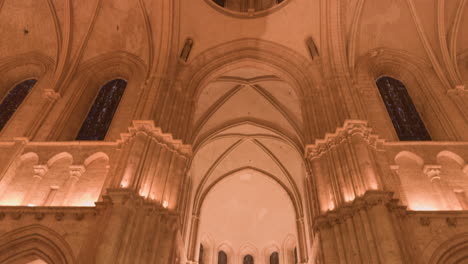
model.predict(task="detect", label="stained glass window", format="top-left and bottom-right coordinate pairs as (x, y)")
top-left (76, 79), bottom-right (127, 141)
top-left (218, 251), bottom-right (227, 264)
top-left (0, 79), bottom-right (36, 131)
top-left (270, 252), bottom-right (279, 264)
top-left (376, 77), bottom-right (431, 141)
top-left (243, 255), bottom-right (254, 264)
top-left (199, 244), bottom-right (204, 264)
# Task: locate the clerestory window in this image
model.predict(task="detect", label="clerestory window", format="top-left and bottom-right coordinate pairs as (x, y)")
top-left (0, 79), bottom-right (37, 131)
top-left (76, 79), bottom-right (127, 140)
top-left (376, 77), bottom-right (431, 141)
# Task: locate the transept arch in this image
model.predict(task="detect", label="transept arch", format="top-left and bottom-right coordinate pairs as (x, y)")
top-left (185, 39), bottom-right (312, 264)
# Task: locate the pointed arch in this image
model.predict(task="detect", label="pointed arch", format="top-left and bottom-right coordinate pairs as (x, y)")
top-left (0, 225), bottom-right (75, 264)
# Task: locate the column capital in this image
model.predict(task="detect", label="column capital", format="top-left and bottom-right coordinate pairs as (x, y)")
top-left (32, 165), bottom-right (48, 178)
top-left (69, 165), bottom-right (86, 180)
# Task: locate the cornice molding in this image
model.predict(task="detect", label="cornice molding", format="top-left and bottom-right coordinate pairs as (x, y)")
top-left (313, 191), bottom-right (397, 231)
top-left (119, 120), bottom-right (192, 157)
top-left (305, 120), bottom-right (385, 160)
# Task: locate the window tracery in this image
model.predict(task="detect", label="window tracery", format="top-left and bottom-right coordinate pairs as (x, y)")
top-left (376, 76), bottom-right (431, 141)
top-left (76, 79), bottom-right (127, 141)
top-left (0, 79), bottom-right (37, 131)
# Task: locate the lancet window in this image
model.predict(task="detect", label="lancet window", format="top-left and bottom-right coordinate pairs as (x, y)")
top-left (218, 250), bottom-right (227, 264)
top-left (0, 79), bottom-right (37, 131)
top-left (270, 252), bottom-right (279, 264)
top-left (376, 76), bottom-right (431, 141)
top-left (76, 79), bottom-right (127, 140)
top-left (243, 255), bottom-right (254, 264)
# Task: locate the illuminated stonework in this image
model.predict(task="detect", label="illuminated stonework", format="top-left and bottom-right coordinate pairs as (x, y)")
top-left (0, 1), bottom-right (468, 264)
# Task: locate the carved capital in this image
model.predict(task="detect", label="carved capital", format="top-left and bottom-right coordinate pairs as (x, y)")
top-left (33, 165), bottom-right (48, 179)
top-left (420, 217), bottom-right (431, 226)
top-left (69, 165), bottom-right (86, 180)
top-left (446, 217), bottom-right (457, 227)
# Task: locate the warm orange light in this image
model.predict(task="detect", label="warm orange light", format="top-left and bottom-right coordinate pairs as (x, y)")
top-left (163, 200), bottom-right (169, 208)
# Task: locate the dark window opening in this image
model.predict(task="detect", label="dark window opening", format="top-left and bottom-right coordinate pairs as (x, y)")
top-left (270, 252), bottom-right (279, 264)
top-left (199, 244), bottom-right (204, 264)
top-left (376, 77), bottom-right (431, 141)
top-left (76, 79), bottom-right (127, 141)
top-left (244, 255), bottom-right (254, 264)
top-left (294, 248), bottom-right (298, 264)
top-left (213, 0), bottom-right (226, 7)
top-left (218, 250), bottom-right (228, 264)
top-left (0, 79), bottom-right (37, 131)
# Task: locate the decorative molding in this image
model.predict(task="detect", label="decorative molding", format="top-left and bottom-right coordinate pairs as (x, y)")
top-left (305, 120), bottom-right (385, 160)
top-left (120, 120), bottom-right (192, 157)
top-left (313, 191), bottom-right (394, 230)
top-left (447, 85), bottom-right (467, 97)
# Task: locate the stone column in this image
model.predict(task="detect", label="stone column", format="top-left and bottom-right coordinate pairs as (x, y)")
top-left (365, 192), bottom-right (403, 263)
top-left (62, 165), bottom-right (86, 205)
top-left (22, 164), bottom-right (48, 205)
top-left (94, 189), bottom-right (137, 264)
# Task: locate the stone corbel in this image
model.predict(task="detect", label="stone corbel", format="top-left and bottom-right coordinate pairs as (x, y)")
top-left (423, 165), bottom-right (442, 182)
top-left (463, 165), bottom-right (468, 176)
top-left (42, 89), bottom-right (61, 101)
top-left (447, 85), bottom-right (466, 97)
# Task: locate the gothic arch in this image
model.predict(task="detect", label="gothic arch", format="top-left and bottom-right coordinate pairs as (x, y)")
top-left (0, 52), bottom-right (54, 138)
top-left (217, 242), bottom-right (235, 264)
top-left (354, 48), bottom-right (465, 141)
top-left (428, 233), bottom-right (468, 264)
top-left (0, 225), bottom-right (75, 264)
top-left (45, 51), bottom-right (147, 141)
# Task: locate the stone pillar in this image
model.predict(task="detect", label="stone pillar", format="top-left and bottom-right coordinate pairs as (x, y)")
top-left (365, 192), bottom-right (403, 263)
top-left (62, 165), bottom-right (86, 205)
top-left (21, 164), bottom-right (48, 205)
top-left (313, 191), bottom-right (404, 264)
top-left (94, 189), bottom-right (136, 264)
